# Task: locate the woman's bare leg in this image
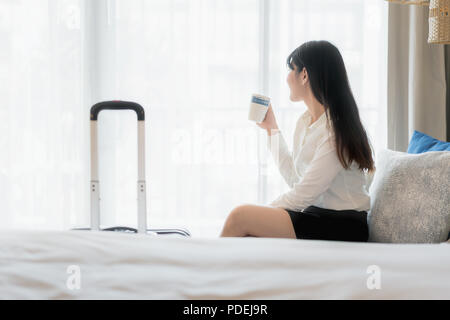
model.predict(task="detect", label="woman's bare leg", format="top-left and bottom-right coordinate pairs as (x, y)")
top-left (220, 204), bottom-right (296, 239)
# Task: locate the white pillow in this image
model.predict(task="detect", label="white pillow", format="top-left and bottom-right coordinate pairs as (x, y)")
top-left (368, 149), bottom-right (450, 243)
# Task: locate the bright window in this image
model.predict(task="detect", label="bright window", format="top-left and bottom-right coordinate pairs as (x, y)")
top-left (0, 0), bottom-right (387, 237)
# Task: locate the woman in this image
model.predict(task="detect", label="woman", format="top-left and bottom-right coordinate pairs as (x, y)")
top-left (220, 40), bottom-right (375, 242)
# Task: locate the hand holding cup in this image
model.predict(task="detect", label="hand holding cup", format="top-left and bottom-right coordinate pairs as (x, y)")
top-left (248, 94), bottom-right (279, 135)
top-left (256, 103), bottom-right (278, 134)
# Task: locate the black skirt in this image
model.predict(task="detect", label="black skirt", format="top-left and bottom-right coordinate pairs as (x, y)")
top-left (286, 205), bottom-right (369, 242)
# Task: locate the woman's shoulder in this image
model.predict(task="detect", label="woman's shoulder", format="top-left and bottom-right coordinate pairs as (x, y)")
top-left (316, 128), bottom-right (336, 148)
top-left (295, 110), bottom-right (311, 127)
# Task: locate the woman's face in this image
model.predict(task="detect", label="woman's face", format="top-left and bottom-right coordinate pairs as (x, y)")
top-left (286, 64), bottom-right (308, 102)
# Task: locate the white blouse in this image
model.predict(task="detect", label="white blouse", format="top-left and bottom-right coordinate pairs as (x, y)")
top-left (266, 109), bottom-right (371, 212)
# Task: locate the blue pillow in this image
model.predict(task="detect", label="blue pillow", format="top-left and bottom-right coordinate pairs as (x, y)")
top-left (407, 130), bottom-right (450, 154)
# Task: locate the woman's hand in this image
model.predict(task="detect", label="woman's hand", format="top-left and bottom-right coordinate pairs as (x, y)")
top-left (256, 103), bottom-right (279, 135)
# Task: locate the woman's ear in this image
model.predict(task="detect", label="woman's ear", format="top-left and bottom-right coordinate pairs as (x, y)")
top-left (302, 68), bottom-right (308, 85)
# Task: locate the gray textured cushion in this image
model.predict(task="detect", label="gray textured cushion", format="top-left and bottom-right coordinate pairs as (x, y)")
top-left (368, 149), bottom-right (450, 243)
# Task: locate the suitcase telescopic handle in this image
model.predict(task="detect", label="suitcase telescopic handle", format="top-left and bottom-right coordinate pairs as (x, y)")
top-left (90, 100), bottom-right (145, 121)
top-left (90, 100), bottom-right (147, 233)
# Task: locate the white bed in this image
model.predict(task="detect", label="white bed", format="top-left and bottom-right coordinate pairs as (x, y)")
top-left (1, 230), bottom-right (449, 299)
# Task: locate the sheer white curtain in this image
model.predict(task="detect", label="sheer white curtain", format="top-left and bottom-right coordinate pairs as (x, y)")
top-left (0, 0), bottom-right (87, 230)
top-left (0, 0), bottom-right (387, 237)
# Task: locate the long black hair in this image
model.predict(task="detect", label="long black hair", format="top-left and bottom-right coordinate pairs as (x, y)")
top-left (286, 40), bottom-right (375, 173)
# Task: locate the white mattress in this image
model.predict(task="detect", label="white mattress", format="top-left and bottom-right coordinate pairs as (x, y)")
top-left (0, 230), bottom-right (449, 299)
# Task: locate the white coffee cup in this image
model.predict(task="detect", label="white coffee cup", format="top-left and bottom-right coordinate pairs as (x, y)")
top-left (248, 94), bottom-right (270, 123)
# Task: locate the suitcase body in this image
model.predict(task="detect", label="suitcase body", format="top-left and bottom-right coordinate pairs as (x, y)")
top-left (74, 101), bottom-right (190, 237)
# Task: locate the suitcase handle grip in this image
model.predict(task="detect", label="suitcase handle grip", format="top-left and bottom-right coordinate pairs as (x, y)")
top-left (90, 100), bottom-right (145, 121)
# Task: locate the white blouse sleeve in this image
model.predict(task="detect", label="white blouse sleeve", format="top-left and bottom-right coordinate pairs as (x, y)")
top-left (268, 134), bottom-right (344, 211)
top-left (267, 129), bottom-right (301, 188)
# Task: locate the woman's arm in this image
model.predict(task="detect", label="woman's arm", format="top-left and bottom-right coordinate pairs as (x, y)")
top-left (268, 134), bottom-right (344, 211)
top-left (257, 104), bottom-right (301, 188)
top-left (266, 130), bottom-right (301, 188)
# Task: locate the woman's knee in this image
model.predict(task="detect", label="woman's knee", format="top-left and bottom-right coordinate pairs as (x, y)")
top-left (229, 204), bottom-right (256, 222)
top-left (225, 205), bottom-right (251, 230)
top-left (230, 204), bottom-right (252, 216)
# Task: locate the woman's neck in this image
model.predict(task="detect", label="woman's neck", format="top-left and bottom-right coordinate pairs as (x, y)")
top-left (304, 91), bottom-right (325, 124)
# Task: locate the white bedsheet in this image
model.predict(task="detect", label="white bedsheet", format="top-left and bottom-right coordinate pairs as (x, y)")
top-left (0, 230), bottom-right (449, 299)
